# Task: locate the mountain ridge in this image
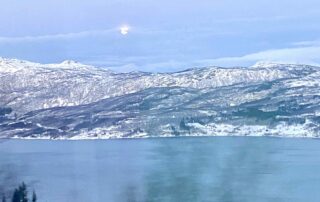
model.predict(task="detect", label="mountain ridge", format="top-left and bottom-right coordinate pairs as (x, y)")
top-left (1, 58), bottom-right (314, 114)
top-left (1, 58), bottom-right (320, 139)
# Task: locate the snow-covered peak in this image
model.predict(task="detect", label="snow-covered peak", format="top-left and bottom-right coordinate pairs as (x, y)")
top-left (0, 57), bottom-right (105, 73)
top-left (60, 60), bottom-right (79, 65)
top-left (46, 60), bottom-right (96, 70)
top-left (251, 61), bottom-right (289, 68)
top-left (251, 61), bottom-right (317, 69)
top-left (0, 57), bottom-right (43, 66)
top-left (0, 57), bottom-right (42, 73)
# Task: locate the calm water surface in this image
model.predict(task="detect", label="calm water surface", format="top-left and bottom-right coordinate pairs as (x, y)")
top-left (1, 137), bottom-right (320, 202)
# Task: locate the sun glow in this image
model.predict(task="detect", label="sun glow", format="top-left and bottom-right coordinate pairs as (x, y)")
top-left (120, 25), bottom-right (130, 35)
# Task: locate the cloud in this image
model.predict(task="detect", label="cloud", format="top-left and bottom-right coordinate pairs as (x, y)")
top-left (197, 45), bottom-right (320, 67)
top-left (89, 59), bottom-right (187, 73)
top-left (0, 26), bottom-right (241, 45)
top-left (0, 28), bottom-right (118, 43)
top-left (291, 39), bottom-right (320, 47)
top-left (83, 40), bottom-right (320, 73)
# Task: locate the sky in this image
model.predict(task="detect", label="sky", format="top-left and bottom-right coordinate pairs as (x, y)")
top-left (0, 0), bottom-right (320, 72)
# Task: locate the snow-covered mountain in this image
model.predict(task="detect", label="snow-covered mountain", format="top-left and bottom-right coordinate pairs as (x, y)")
top-left (1, 58), bottom-right (320, 139)
top-left (1, 58), bottom-right (314, 114)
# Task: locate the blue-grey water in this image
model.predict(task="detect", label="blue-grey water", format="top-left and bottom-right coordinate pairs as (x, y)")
top-left (1, 137), bottom-right (320, 202)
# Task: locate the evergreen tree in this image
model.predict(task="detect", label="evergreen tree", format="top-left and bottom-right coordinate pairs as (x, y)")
top-left (19, 183), bottom-right (28, 202)
top-left (31, 191), bottom-right (37, 202)
top-left (2, 195), bottom-right (6, 202)
top-left (11, 182), bottom-right (28, 202)
top-left (11, 189), bottom-right (20, 202)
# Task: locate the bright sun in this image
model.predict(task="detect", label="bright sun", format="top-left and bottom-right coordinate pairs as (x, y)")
top-left (120, 25), bottom-right (130, 35)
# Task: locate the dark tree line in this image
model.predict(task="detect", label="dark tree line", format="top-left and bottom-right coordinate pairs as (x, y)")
top-left (1, 182), bottom-right (37, 202)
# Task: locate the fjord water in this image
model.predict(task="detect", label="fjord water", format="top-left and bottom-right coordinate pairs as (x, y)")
top-left (1, 137), bottom-right (320, 202)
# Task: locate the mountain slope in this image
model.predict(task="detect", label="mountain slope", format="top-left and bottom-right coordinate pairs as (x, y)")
top-left (1, 78), bottom-right (320, 139)
top-left (1, 58), bottom-right (320, 139)
top-left (1, 58), bottom-right (314, 114)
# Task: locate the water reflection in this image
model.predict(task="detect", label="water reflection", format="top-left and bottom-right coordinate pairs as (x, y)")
top-left (142, 137), bottom-right (279, 202)
top-left (0, 163), bottom-right (19, 197)
top-left (0, 137), bottom-right (320, 202)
